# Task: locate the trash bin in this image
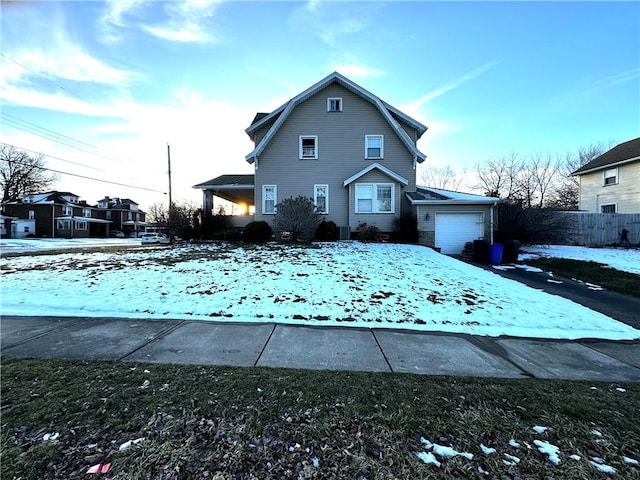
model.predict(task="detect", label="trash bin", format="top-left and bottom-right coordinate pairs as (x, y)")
top-left (473, 239), bottom-right (490, 263)
top-left (489, 243), bottom-right (504, 264)
top-left (502, 240), bottom-right (521, 263)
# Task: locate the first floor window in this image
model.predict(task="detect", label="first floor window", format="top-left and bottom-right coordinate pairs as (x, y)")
top-left (299, 136), bottom-right (318, 159)
top-left (603, 168), bottom-right (618, 185)
top-left (314, 185), bottom-right (329, 214)
top-left (355, 184), bottom-right (394, 213)
top-left (23, 226), bottom-right (30, 233)
top-left (57, 219), bottom-right (70, 230)
top-left (365, 135), bottom-right (383, 159)
top-left (601, 204), bottom-right (616, 213)
top-left (28, 210), bottom-right (35, 220)
top-left (263, 185), bottom-right (277, 214)
top-left (75, 221), bottom-right (87, 230)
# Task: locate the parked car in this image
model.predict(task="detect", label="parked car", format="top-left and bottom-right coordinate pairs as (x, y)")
top-left (109, 230), bottom-right (125, 238)
top-left (140, 233), bottom-right (170, 244)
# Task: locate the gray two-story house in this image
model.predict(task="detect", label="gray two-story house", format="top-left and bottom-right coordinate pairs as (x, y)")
top-left (195, 72), bottom-right (498, 253)
top-left (197, 72), bottom-right (426, 236)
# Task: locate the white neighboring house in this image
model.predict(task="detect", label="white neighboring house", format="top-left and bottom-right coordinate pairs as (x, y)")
top-left (571, 137), bottom-right (640, 213)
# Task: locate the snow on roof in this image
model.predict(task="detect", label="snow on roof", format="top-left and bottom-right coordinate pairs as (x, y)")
top-left (408, 186), bottom-right (500, 204)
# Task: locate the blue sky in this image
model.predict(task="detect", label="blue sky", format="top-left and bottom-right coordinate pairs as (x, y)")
top-left (1, 1), bottom-right (638, 210)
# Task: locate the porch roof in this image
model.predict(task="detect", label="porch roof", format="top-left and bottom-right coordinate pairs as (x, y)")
top-left (55, 216), bottom-right (111, 224)
top-left (193, 174), bottom-right (255, 205)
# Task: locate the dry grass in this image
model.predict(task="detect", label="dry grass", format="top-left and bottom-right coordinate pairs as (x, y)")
top-left (2, 358), bottom-right (639, 479)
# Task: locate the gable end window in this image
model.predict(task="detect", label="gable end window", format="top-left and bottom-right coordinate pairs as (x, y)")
top-left (299, 136), bottom-right (318, 159)
top-left (600, 203), bottom-right (616, 214)
top-left (365, 135), bottom-right (384, 159)
top-left (263, 185), bottom-right (277, 214)
top-left (314, 184), bottom-right (329, 214)
top-left (327, 97), bottom-right (342, 112)
top-left (603, 168), bottom-right (618, 186)
top-left (355, 183), bottom-right (394, 213)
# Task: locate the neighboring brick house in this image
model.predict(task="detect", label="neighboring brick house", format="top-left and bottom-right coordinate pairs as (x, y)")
top-left (195, 72), bottom-right (499, 252)
top-left (95, 197), bottom-right (147, 237)
top-left (1, 191), bottom-right (109, 238)
top-left (571, 137), bottom-right (640, 213)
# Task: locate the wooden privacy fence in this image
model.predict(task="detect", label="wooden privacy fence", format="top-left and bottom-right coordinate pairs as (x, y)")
top-left (560, 212), bottom-right (640, 246)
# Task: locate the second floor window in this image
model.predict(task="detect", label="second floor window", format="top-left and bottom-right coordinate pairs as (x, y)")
top-left (299, 136), bottom-right (318, 159)
top-left (365, 135), bottom-right (383, 159)
top-left (83, 208), bottom-right (92, 218)
top-left (63, 206), bottom-right (72, 215)
top-left (28, 210), bottom-right (35, 220)
top-left (106, 211), bottom-right (112, 220)
top-left (603, 168), bottom-right (618, 186)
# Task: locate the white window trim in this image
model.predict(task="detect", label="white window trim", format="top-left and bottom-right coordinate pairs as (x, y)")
top-left (365, 135), bottom-right (384, 159)
top-left (327, 97), bottom-right (342, 112)
top-left (262, 185), bottom-right (277, 215)
top-left (314, 184), bottom-right (329, 214)
top-left (57, 219), bottom-right (70, 230)
top-left (600, 203), bottom-right (617, 214)
top-left (299, 135), bottom-right (318, 160)
top-left (603, 167), bottom-right (618, 186)
top-left (63, 206), bottom-right (73, 215)
top-left (355, 183), bottom-right (395, 214)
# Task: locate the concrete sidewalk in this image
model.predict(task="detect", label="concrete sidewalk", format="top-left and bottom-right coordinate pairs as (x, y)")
top-left (1, 316), bottom-right (639, 382)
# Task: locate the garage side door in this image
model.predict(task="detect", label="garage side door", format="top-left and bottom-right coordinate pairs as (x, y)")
top-left (435, 212), bottom-right (484, 255)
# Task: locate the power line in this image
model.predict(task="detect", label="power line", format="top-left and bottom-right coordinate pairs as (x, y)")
top-left (0, 52), bottom-right (90, 103)
top-left (0, 140), bottom-right (108, 173)
top-left (1, 112), bottom-right (135, 166)
top-left (1, 143), bottom-right (167, 194)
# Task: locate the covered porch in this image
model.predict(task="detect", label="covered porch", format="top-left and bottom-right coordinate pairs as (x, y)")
top-left (193, 174), bottom-right (255, 227)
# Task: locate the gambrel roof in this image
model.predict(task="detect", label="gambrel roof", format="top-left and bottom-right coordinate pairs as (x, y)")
top-left (571, 137), bottom-right (640, 175)
top-left (245, 72), bottom-right (427, 164)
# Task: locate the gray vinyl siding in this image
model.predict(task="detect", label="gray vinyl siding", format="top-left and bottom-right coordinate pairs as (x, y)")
top-left (254, 83), bottom-right (418, 229)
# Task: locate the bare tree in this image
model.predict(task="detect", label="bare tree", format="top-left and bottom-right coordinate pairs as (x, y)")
top-left (474, 153), bottom-right (522, 199)
top-left (548, 143), bottom-right (607, 209)
top-left (420, 165), bottom-right (464, 191)
top-left (527, 153), bottom-right (560, 208)
top-left (0, 145), bottom-right (57, 202)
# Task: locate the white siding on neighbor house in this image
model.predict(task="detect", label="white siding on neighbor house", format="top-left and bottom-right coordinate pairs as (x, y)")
top-left (578, 162), bottom-right (640, 213)
top-left (253, 83), bottom-right (418, 229)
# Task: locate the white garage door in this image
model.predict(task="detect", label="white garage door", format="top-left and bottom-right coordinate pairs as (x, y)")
top-left (435, 212), bottom-right (484, 255)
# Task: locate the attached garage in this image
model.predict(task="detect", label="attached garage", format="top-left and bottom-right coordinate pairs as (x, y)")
top-left (406, 186), bottom-right (500, 255)
top-left (435, 212), bottom-right (484, 254)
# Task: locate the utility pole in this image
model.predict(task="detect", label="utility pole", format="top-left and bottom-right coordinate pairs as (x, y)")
top-left (167, 143), bottom-right (173, 240)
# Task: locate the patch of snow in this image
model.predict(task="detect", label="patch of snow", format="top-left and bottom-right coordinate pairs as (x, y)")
top-left (480, 444), bottom-right (496, 455)
top-left (534, 440), bottom-right (561, 465)
top-left (119, 437), bottom-right (145, 451)
top-left (591, 430), bottom-right (603, 437)
top-left (520, 245), bottom-right (640, 275)
top-left (503, 453), bottom-right (520, 465)
top-left (312, 457), bottom-right (320, 468)
top-left (590, 460), bottom-right (617, 474)
top-left (514, 264), bottom-right (544, 273)
top-left (623, 456), bottom-right (639, 465)
top-left (420, 437), bottom-right (434, 449)
top-left (616, 388), bottom-right (626, 392)
top-left (532, 426), bottom-right (548, 434)
top-left (547, 279), bottom-right (563, 284)
top-left (432, 444), bottom-right (474, 460)
top-left (1, 243), bottom-right (638, 340)
top-left (477, 465), bottom-right (489, 475)
top-left (509, 439), bottom-right (521, 448)
top-left (569, 454), bottom-right (581, 461)
top-left (493, 265), bottom-right (516, 270)
top-left (415, 451), bottom-right (441, 467)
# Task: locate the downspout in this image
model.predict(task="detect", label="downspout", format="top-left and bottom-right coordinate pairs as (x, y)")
top-left (412, 155), bottom-right (417, 170)
top-left (490, 201), bottom-right (498, 244)
top-left (52, 204), bottom-right (55, 238)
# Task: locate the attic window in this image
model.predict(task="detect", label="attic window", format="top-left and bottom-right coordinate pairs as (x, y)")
top-left (327, 98), bottom-right (342, 112)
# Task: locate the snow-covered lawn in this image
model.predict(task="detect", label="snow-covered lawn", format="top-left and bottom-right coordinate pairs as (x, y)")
top-left (1, 242), bottom-right (638, 340)
top-left (520, 245), bottom-right (640, 275)
top-left (0, 238), bottom-right (140, 253)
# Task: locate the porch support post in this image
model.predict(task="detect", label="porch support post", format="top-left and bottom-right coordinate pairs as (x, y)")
top-left (203, 190), bottom-right (213, 218)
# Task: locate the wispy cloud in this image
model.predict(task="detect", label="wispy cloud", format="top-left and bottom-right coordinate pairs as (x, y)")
top-left (407, 60), bottom-right (501, 111)
top-left (292, 1), bottom-right (377, 48)
top-left (331, 64), bottom-right (385, 79)
top-left (550, 68), bottom-right (640, 108)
